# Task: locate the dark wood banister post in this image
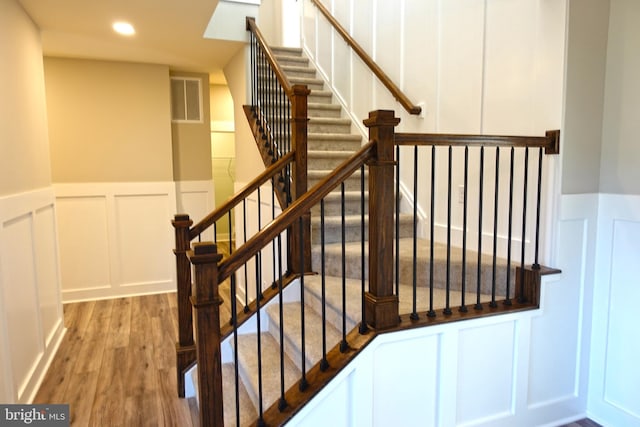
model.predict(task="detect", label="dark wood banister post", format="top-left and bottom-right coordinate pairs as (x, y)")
top-left (289, 84), bottom-right (312, 274)
top-left (363, 110), bottom-right (401, 329)
top-left (172, 213), bottom-right (195, 397)
top-left (188, 242), bottom-right (225, 427)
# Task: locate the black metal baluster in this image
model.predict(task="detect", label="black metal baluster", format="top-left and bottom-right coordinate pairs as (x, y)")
top-left (490, 147), bottom-right (499, 308)
top-left (257, 187), bottom-right (263, 301)
top-left (340, 182), bottom-right (348, 352)
top-left (250, 31), bottom-right (258, 108)
top-left (277, 233), bottom-right (287, 410)
top-left (298, 217), bottom-right (308, 391)
top-left (230, 273), bottom-right (241, 427)
top-left (255, 253), bottom-right (264, 425)
top-left (320, 199), bottom-right (329, 371)
top-left (444, 145), bottom-right (452, 315)
top-left (395, 145), bottom-right (401, 299)
top-left (533, 147), bottom-right (543, 269)
top-left (460, 146), bottom-right (469, 313)
top-left (228, 212), bottom-right (233, 256)
top-left (475, 146), bottom-right (485, 310)
top-left (505, 147), bottom-right (515, 305)
top-left (213, 223), bottom-right (217, 245)
top-left (428, 145), bottom-right (436, 318)
top-left (285, 95), bottom-right (292, 204)
top-left (411, 145), bottom-right (419, 320)
top-left (519, 147), bottom-right (529, 303)
top-left (243, 199), bottom-right (249, 313)
top-left (271, 178), bottom-right (277, 290)
top-left (359, 165), bottom-right (368, 334)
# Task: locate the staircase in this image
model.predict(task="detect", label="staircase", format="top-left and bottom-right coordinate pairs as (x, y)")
top-left (201, 47), bottom-right (511, 426)
top-left (211, 46), bottom-right (382, 425)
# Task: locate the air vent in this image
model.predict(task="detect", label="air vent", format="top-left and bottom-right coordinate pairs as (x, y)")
top-left (170, 77), bottom-right (202, 123)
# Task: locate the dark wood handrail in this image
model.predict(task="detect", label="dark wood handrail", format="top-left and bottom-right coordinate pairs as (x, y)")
top-left (246, 17), bottom-right (293, 95)
top-left (217, 140), bottom-right (376, 282)
top-left (395, 129), bottom-right (561, 154)
top-left (309, 0), bottom-right (421, 116)
top-left (189, 151), bottom-right (295, 240)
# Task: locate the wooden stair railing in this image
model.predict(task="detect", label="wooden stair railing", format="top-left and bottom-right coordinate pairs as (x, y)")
top-left (172, 152), bottom-right (296, 399)
top-left (187, 134), bottom-right (378, 427)
top-left (178, 110), bottom-right (561, 426)
top-left (309, 0), bottom-right (422, 116)
top-left (246, 16), bottom-right (312, 275)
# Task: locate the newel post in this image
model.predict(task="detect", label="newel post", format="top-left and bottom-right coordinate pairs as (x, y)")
top-left (289, 84), bottom-right (312, 274)
top-left (172, 214), bottom-right (195, 397)
top-left (364, 110), bottom-right (401, 329)
top-left (188, 242), bottom-right (224, 427)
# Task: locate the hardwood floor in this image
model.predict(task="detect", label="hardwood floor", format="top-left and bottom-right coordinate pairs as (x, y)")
top-left (34, 293), bottom-right (199, 426)
top-left (35, 291), bottom-right (603, 427)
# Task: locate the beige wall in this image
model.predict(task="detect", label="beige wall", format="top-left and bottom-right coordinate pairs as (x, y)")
top-left (561, 0), bottom-right (610, 194)
top-left (171, 71), bottom-right (212, 181)
top-left (599, 0), bottom-right (640, 195)
top-left (44, 58), bottom-right (173, 183)
top-left (210, 84), bottom-right (236, 238)
top-left (0, 0), bottom-right (52, 196)
top-left (224, 46), bottom-right (265, 185)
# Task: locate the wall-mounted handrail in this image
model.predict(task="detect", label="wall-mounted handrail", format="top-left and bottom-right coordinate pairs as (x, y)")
top-left (309, 0), bottom-right (422, 115)
top-left (246, 17), bottom-right (293, 95)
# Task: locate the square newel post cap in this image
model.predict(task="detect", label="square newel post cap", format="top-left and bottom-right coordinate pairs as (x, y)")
top-left (188, 242), bottom-right (223, 265)
top-left (172, 213), bottom-right (193, 227)
top-left (363, 110), bottom-right (401, 128)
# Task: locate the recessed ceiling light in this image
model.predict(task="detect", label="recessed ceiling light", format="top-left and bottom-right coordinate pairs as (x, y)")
top-left (113, 21), bottom-right (135, 36)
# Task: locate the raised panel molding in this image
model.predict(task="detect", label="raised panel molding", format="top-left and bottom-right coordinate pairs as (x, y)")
top-left (589, 194), bottom-right (640, 426)
top-left (54, 182), bottom-right (178, 302)
top-left (457, 321), bottom-right (516, 425)
top-left (0, 187), bottom-right (65, 403)
top-left (288, 194), bottom-right (598, 426)
top-left (175, 180), bottom-right (215, 246)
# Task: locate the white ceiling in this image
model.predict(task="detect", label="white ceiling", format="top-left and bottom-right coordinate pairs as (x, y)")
top-left (19, 0), bottom-right (247, 84)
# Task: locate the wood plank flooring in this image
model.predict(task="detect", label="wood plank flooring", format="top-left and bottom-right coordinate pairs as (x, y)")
top-left (34, 291), bottom-right (603, 427)
top-left (34, 293), bottom-right (199, 426)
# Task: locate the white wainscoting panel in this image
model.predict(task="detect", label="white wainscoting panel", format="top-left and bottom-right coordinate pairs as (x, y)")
top-left (372, 334), bottom-right (439, 427)
top-left (175, 180), bottom-right (215, 242)
top-left (55, 182), bottom-right (178, 302)
top-left (114, 193), bottom-right (174, 286)
top-left (287, 194), bottom-right (600, 427)
top-left (588, 194), bottom-right (640, 426)
top-left (457, 321), bottom-right (516, 425)
top-left (34, 205), bottom-right (64, 347)
top-left (55, 196), bottom-right (111, 293)
top-left (1, 213), bottom-right (41, 400)
top-left (0, 187), bottom-right (65, 403)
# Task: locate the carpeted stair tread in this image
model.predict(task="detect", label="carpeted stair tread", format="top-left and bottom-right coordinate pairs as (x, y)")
top-left (281, 65), bottom-right (317, 78)
top-left (271, 46), bottom-right (304, 55)
top-left (221, 363), bottom-right (258, 427)
top-left (311, 237), bottom-right (515, 296)
top-left (265, 302), bottom-right (342, 373)
top-left (308, 149), bottom-right (356, 158)
top-left (235, 332), bottom-right (301, 414)
top-left (273, 54), bottom-right (308, 65)
top-left (308, 102), bottom-right (342, 112)
top-left (303, 275), bottom-right (362, 332)
top-left (310, 213), bottom-right (414, 244)
top-left (288, 76), bottom-right (325, 89)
